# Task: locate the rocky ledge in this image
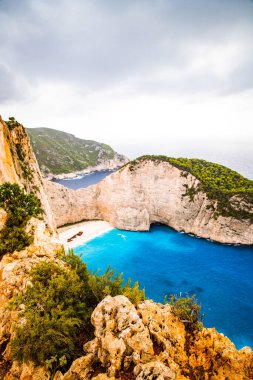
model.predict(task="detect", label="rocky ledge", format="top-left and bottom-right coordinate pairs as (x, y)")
top-left (54, 296), bottom-right (252, 379)
top-left (4, 296), bottom-right (252, 379)
top-left (45, 157), bottom-right (253, 245)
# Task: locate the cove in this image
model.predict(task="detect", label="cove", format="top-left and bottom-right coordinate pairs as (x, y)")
top-left (74, 224), bottom-right (253, 349)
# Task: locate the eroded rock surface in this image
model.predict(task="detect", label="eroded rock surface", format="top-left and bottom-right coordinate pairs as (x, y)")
top-left (56, 296), bottom-right (253, 380)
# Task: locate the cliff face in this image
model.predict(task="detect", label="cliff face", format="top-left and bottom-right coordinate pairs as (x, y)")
top-left (45, 159), bottom-right (253, 245)
top-left (53, 296), bottom-right (252, 380)
top-left (0, 116), bottom-right (56, 234)
top-left (0, 117), bottom-right (61, 377)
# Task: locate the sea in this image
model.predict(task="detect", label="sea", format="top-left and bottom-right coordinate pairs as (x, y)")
top-left (52, 169), bottom-right (116, 190)
top-left (74, 225), bottom-right (253, 350)
top-left (54, 155), bottom-right (253, 349)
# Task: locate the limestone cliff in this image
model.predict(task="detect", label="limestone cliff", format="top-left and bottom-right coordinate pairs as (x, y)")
top-left (45, 158), bottom-right (253, 245)
top-left (54, 296), bottom-right (252, 380)
top-left (0, 116), bottom-right (56, 234)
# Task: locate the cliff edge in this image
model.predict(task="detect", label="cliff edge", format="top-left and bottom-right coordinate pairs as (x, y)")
top-left (53, 295), bottom-right (252, 380)
top-left (45, 156), bottom-right (253, 245)
top-left (0, 116), bottom-right (56, 233)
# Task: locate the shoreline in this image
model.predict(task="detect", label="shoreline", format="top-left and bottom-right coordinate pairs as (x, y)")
top-left (43, 162), bottom-right (129, 181)
top-left (58, 220), bottom-right (114, 249)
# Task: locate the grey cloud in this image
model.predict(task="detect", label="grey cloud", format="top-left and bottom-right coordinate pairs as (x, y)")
top-left (1, 0), bottom-right (253, 99)
top-left (0, 63), bottom-right (31, 102)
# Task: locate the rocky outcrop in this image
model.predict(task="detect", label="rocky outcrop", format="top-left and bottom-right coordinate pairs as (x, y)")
top-left (0, 116), bottom-right (56, 234)
top-left (54, 295), bottom-right (253, 380)
top-left (0, 117), bottom-right (61, 376)
top-left (45, 159), bottom-right (253, 244)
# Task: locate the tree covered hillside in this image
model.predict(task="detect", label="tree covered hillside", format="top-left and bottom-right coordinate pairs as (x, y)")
top-left (26, 127), bottom-right (127, 176)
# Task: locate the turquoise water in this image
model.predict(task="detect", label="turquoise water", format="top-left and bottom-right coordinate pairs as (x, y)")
top-left (74, 224), bottom-right (253, 349)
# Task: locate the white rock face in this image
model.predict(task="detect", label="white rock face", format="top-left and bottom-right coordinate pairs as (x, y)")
top-left (45, 159), bottom-right (253, 245)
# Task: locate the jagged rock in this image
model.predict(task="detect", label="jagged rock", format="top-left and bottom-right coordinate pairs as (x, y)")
top-left (187, 328), bottom-right (253, 380)
top-left (87, 296), bottom-right (154, 377)
top-left (57, 354), bottom-right (95, 380)
top-left (133, 361), bottom-right (176, 379)
top-left (45, 159), bottom-right (253, 244)
top-left (3, 361), bottom-right (50, 380)
top-left (137, 300), bottom-right (188, 372)
top-left (60, 296), bottom-right (253, 380)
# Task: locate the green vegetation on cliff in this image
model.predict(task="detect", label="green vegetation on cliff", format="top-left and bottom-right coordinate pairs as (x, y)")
top-left (127, 155), bottom-right (253, 222)
top-left (26, 127), bottom-right (123, 175)
top-left (5, 116), bottom-right (22, 131)
top-left (10, 251), bottom-right (145, 374)
top-left (0, 183), bottom-right (42, 257)
top-left (167, 294), bottom-right (204, 333)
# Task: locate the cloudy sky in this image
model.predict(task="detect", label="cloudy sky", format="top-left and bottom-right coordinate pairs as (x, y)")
top-left (0, 0), bottom-right (253, 170)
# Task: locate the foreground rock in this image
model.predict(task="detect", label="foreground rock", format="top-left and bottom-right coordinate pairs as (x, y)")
top-left (55, 295), bottom-right (253, 380)
top-left (45, 159), bottom-right (253, 244)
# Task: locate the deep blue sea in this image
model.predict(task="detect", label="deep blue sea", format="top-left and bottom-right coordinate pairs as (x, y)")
top-left (74, 224), bottom-right (253, 350)
top-left (52, 169), bottom-right (116, 190)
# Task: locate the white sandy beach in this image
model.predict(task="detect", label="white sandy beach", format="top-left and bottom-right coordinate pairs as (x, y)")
top-left (58, 220), bottom-right (113, 249)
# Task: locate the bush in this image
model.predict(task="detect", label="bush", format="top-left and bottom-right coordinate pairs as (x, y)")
top-left (62, 250), bottom-right (145, 306)
top-left (167, 294), bottom-right (204, 332)
top-left (5, 117), bottom-right (21, 131)
top-left (88, 266), bottom-right (145, 305)
top-left (0, 183), bottom-right (42, 257)
top-left (11, 251), bottom-right (145, 374)
top-left (10, 261), bottom-right (88, 374)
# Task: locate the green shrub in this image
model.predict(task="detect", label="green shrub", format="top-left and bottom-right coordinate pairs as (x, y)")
top-left (0, 183), bottom-right (42, 257)
top-left (11, 251), bottom-right (145, 374)
top-left (87, 266), bottom-right (145, 305)
top-left (5, 117), bottom-right (21, 131)
top-left (10, 261), bottom-right (88, 374)
top-left (167, 294), bottom-right (204, 332)
top-left (62, 250), bottom-right (145, 305)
